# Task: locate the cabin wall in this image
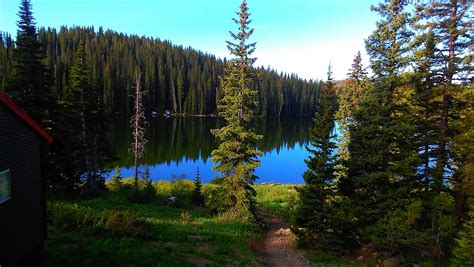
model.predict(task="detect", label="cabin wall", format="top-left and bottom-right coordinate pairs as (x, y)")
top-left (0, 103), bottom-right (43, 265)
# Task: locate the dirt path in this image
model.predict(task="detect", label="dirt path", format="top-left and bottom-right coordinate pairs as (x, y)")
top-left (256, 210), bottom-right (310, 267)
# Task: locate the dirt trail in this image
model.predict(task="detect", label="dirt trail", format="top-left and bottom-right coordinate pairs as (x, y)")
top-left (257, 210), bottom-right (310, 267)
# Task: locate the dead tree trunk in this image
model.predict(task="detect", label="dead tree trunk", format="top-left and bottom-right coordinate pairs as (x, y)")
top-left (170, 78), bottom-right (178, 114)
top-left (130, 72), bottom-right (147, 193)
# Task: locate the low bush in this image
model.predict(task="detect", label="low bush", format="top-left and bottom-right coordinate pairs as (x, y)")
top-left (48, 202), bottom-right (146, 237)
top-left (180, 211), bottom-right (193, 222)
top-left (171, 176), bottom-right (194, 200)
top-left (154, 180), bottom-right (174, 198)
top-left (451, 204), bottom-right (474, 265)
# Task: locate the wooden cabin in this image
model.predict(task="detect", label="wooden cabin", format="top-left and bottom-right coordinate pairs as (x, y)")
top-left (0, 91), bottom-right (53, 266)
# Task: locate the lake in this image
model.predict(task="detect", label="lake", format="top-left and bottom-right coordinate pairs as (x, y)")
top-left (109, 116), bottom-right (313, 184)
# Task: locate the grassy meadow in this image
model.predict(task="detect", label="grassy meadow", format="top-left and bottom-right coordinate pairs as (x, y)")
top-left (45, 179), bottom-right (300, 266)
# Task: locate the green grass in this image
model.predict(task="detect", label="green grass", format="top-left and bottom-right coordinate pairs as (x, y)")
top-left (45, 190), bottom-right (262, 266)
top-left (306, 252), bottom-right (363, 266)
top-left (255, 183), bottom-right (300, 221)
top-left (46, 181), bottom-right (358, 266)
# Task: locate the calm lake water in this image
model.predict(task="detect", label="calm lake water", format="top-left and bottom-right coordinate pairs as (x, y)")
top-left (109, 116), bottom-right (313, 184)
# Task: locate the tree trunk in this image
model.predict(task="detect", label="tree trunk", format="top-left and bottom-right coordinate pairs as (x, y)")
top-left (134, 85), bottom-right (140, 192)
top-left (436, 0), bottom-right (457, 188)
top-left (131, 72), bottom-right (146, 194)
top-left (81, 108), bottom-right (94, 190)
top-left (170, 78), bottom-right (178, 113)
top-left (93, 135), bottom-right (98, 187)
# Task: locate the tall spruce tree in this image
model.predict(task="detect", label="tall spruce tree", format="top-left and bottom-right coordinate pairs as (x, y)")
top-left (58, 46), bottom-right (91, 190)
top-left (7, 0), bottom-right (52, 123)
top-left (409, 28), bottom-right (441, 191)
top-left (294, 66), bottom-right (338, 249)
top-left (450, 83), bottom-right (474, 219)
top-left (413, 1), bottom-right (473, 219)
top-left (70, 46), bottom-right (94, 188)
top-left (59, 45), bottom-right (113, 191)
top-left (335, 52), bottom-right (368, 178)
top-left (211, 0), bottom-right (262, 220)
top-left (413, 0), bottom-right (472, 186)
top-left (339, 0), bottom-right (420, 242)
top-left (6, 0), bottom-right (73, 194)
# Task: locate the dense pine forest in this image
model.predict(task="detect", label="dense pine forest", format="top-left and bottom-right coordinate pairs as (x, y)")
top-left (0, 27), bottom-right (321, 117)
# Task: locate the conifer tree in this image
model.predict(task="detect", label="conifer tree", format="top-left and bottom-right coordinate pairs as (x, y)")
top-left (7, 0), bottom-right (52, 123)
top-left (409, 28), bottom-right (439, 188)
top-left (413, 0), bottom-right (472, 186)
top-left (294, 66), bottom-right (338, 248)
top-left (192, 167), bottom-right (204, 206)
top-left (88, 91), bottom-right (113, 190)
top-left (142, 165), bottom-right (155, 201)
top-left (335, 52), bottom-right (368, 178)
top-left (6, 0), bottom-right (76, 194)
top-left (57, 46), bottom-right (87, 190)
top-left (0, 33), bottom-right (14, 89)
top-left (412, 2), bottom-right (473, 220)
top-left (61, 45), bottom-right (112, 191)
top-left (68, 46), bottom-right (94, 189)
top-left (110, 166), bottom-right (123, 191)
top-left (211, 0), bottom-right (262, 220)
top-left (339, 0), bottom-right (419, 242)
top-left (347, 51), bottom-right (368, 83)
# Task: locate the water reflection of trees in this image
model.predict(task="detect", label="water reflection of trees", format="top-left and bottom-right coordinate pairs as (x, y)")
top-left (111, 116), bottom-right (312, 167)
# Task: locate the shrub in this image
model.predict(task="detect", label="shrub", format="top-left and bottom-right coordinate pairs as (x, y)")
top-left (123, 167), bottom-right (157, 203)
top-left (48, 202), bottom-right (146, 237)
top-left (216, 209), bottom-right (250, 222)
top-left (159, 175), bottom-right (194, 206)
top-left (154, 180), bottom-right (174, 198)
top-left (368, 193), bottom-right (457, 263)
top-left (451, 204), bottom-right (474, 266)
top-left (171, 175), bottom-right (194, 198)
top-left (202, 183), bottom-right (224, 213)
top-left (180, 211), bottom-right (192, 222)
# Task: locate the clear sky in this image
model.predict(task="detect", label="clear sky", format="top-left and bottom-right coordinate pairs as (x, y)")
top-left (0, 0), bottom-right (380, 80)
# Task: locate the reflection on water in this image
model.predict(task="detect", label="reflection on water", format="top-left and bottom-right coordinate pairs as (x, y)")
top-left (109, 116), bottom-right (313, 184)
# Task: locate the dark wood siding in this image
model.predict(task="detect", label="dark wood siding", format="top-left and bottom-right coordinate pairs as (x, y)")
top-left (0, 103), bottom-right (43, 265)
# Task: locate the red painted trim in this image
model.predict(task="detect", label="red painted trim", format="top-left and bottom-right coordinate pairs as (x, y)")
top-left (0, 91), bottom-right (53, 143)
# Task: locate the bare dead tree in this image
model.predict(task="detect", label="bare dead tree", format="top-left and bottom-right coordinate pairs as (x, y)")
top-left (130, 72), bottom-right (147, 193)
top-left (170, 78), bottom-right (178, 114)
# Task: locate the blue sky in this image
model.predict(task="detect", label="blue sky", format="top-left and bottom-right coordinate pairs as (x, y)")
top-left (1, 0), bottom-right (380, 80)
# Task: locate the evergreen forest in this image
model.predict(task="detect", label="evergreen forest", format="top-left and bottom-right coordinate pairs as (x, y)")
top-left (1, 26), bottom-right (321, 117)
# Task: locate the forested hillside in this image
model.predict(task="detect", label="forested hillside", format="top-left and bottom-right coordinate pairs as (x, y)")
top-left (0, 26), bottom-right (321, 116)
